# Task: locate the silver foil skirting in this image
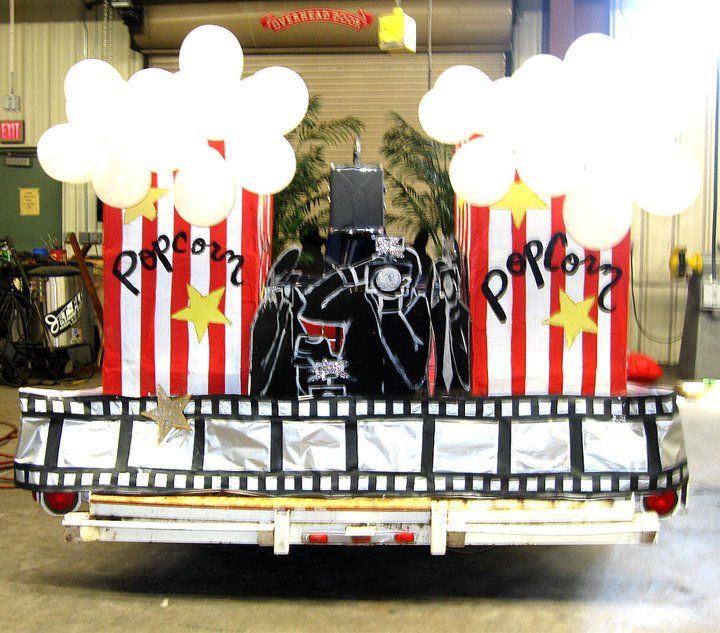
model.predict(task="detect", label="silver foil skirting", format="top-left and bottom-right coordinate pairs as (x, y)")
top-left (582, 418), bottom-right (648, 473)
top-left (283, 420), bottom-right (346, 471)
top-left (656, 415), bottom-right (687, 470)
top-left (127, 420), bottom-right (196, 470)
top-left (204, 419), bottom-right (271, 472)
top-left (14, 388), bottom-right (690, 497)
top-left (357, 419), bottom-right (423, 472)
top-left (57, 418), bottom-right (121, 469)
top-left (433, 419), bottom-right (498, 473)
top-left (511, 419), bottom-right (571, 474)
top-left (15, 417), bottom-right (49, 466)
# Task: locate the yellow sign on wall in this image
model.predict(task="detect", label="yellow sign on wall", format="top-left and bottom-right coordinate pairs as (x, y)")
top-left (19, 187), bottom-right (40, 216)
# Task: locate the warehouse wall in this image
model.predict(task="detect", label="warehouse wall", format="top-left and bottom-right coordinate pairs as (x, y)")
top-left (0, 1), bottom-right (143, 241)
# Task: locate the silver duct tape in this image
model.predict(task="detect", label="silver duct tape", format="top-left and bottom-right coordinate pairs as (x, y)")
top-left (583, 418), bottom-right (648, 472)
top-left (282, 421), bottom-right (346, 471)
top-left (433, 419), bottom-right (498, 473)
top-left (15, 417), bottom-right (50, 465)
top-left (656, 416), bottom-right (687, 470)
top-left (127, 419), bottom-right (195, 470)
top-left (204, 419), bottom-right (271, 472)
top-left (57, 418), bottom-right (121, 469)
top-left (357, 419), bottom-right (423, 472)
top-left (511, 419), bottom-right (571, 474)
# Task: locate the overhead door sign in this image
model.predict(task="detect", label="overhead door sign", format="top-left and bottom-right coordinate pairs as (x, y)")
top-left (260, 8), bottom-right (374, 32)
top-left (1, 120), bottom-right (24, 144)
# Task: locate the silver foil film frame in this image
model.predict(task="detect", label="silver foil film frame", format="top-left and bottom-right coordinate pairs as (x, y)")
top-left (357, 418), bottom-right (423, 472)
top-left (511, 419), bottom-right (571, 474)
top-left (656, 415), bottom-right (687, 470)
top-left (204, 419), bottom-right (271, 472)
top-left (57, 418), bottom-right (121, 469)
top-left (127, 419), bottom-right (195, 470)
top-left (282, 420), bottom-right (346, 471)
top-left (15, 417), bottom-right (50, 465)
top-left (433, 418), bottom-right (498, 473)
top-left (583, 418), bottom-right (648, 472)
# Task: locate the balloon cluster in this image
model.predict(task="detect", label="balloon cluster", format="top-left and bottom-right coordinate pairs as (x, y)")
top-left (419, 33), bottom-right (703, 250)
top-left (37, 25), bottom-right (309, 227)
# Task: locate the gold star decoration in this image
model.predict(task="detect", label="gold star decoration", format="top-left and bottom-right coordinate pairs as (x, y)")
top-left (543, 289), bottom-right (599, 348)
top-left (491, 180), bottom-right (548, 228)
top-left (142, 385), bottom-right (192, 444)
top-left (171, 284), bottom-right (232, 342)
top-left (123, 187), bottom-right (170, 224)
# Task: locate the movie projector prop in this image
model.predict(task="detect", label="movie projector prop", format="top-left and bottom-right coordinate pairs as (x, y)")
top-left (419, 33), bottom-right (703, 250)
top-left (37, 25), bottom-right (308, 227)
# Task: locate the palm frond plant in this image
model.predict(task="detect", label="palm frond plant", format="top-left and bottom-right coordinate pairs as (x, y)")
top-left (273, 95), bottom-right (365, 257)
top-left (380, 112), bottom-right (455, 254)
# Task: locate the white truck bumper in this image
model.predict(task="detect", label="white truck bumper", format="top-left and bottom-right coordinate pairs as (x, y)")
top-left (62, 494), bottom-right (660, 554)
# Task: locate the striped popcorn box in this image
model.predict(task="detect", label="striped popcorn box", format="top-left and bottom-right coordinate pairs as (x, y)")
top-left (455, 184), bottom-right (630, 397)
top-left (102, 141), bottom-right (273, 397)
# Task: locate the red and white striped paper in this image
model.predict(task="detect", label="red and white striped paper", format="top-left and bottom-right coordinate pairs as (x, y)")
top-left (103, 141), bottom-right (273, 397)
top-left (456, 196), bottom-right (629, 397)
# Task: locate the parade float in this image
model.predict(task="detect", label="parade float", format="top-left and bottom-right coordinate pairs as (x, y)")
top-left (13, 26), bottom-right (693, 552)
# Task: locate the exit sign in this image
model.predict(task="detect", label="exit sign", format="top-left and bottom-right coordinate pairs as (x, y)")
top-left (1, 120), bottom-right (24, 144)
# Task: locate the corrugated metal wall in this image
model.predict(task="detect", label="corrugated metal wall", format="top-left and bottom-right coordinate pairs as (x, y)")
top-left (0, 1), bottom-right (143, 238)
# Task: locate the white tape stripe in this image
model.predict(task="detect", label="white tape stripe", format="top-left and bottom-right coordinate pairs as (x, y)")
top-left (154, 171), bottom-right (174, 394)
top-left (561, 233), bottom-right (585, 395)
top-left (486, 210), bottom-right (513, 396)
top-left (120, 211), bottom-right (142, 397)
top-left (595, 249), bottom-right (613, 395)
top-left (524, 209), bottom-right (551, 394)
top-left (187, 225), bottom-right (210, 394)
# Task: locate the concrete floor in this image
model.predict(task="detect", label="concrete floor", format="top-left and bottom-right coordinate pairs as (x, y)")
top-left (0, 381), bottom-right (718, 633)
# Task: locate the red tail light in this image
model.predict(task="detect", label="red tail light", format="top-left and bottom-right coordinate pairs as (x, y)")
top-left (40, 491), bottom-right (80, 515)
top-left (351, 535), bottom-right (372, 544)
top-left (308, 533), bottom-right (329, 544)
top-left (643, 489), bottom-right (678, 516)
top-left (394, 532), bottom-right (415, 543)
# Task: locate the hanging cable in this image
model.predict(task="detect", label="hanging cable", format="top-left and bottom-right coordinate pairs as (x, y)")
top-left (427, 0), bottom-right (433, 91)
top-left (711, 53), bottom-right (719, 281)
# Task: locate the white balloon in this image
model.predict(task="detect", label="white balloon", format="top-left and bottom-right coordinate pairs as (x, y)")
top-left (418, 89), bottom-right (474, 145)
top-left (562, 172), bottom-right (633, 250)
top-left (448, 137), bottom-right (516, 206)
top-left (227, 133), bottom-right (296, 195)
top-left (514, 54), bottom-right (565, 85)
top-left (91, 147), bottom-right (152, 208)
top-left (564, 33), bottom-right (627, 81)
top-left (174, 72), bottom-right (248, 140)
top-left (179, 25), bottom-right (243, 80)
top-left (243, 67), bottom-right (309, 135)
top-left (64, 59), bottom-right (124, 101)
top-left (37, 123), bottom-right (101, 184)
top-left (631, 142), bottom-right (702, 216)
top-left (515, 133), bottom-right (582, 197)
top-left (477, 77), bottom-right (523, 147)
top-left (66, 80), bottom-right (128, 140)
top-left (434, 65), bottom-right (491, 94)
top-left (174, 146), bottom-right (236, 226)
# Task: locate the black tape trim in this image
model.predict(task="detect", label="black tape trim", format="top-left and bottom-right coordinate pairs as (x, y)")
top-left (569, 415), bottom-right (585, 475)
top-left (497, 418), bottom-right (511, 478)
top-left (643, 416), bottom-right (662, 476)
top-left (116, 418), bottom-right (133, 471)
top-left (271, 418), bottom-right (283, 472)
top-left (191, 418), bottom-right (205, 471)
top-left (345, 419), bottom-right (358, 472)
top-left (44, 415), bottom-right (64, 469)
top-left (421, 415), bottom-right (435, 474)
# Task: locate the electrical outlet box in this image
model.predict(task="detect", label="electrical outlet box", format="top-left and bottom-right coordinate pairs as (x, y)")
top-left (701, 280), bottom-right (720, 311)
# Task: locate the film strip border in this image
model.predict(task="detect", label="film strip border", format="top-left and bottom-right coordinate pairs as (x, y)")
top-left (14, 462), bottom-right (689, 497)
top-left (18, 391), bottom-right (678, 420)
